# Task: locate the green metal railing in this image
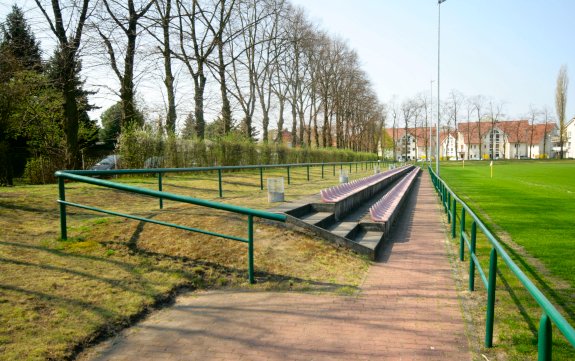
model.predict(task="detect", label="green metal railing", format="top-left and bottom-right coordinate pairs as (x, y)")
top-left (428, 166), bottom-right (575, 360)
top-left (55, 171), bottom-right (287, 284)
top-left (66, 160), bottom-right (383, 206)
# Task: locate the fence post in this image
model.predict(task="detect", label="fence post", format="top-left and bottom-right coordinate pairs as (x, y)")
top-left (307, 165), bottom-right (310, 181)
top-left (158, 172), bottom-right (163, 209)
top-left (321, 163), bottom-right (324, 179)
top-left (218, 169), bottom-right (223, 198)
top-left (447, 192), bottom-right (452, 222)
top-left (485, 247), bottom-right (498, 347)
top-left (459, 208), bottom-right (466, 261)
top-left (355, 162), bottom-right (358, 173)
top-left (333, 164), bottom-right (335, 176)
top-left (451, 198), bottom-right (457, 238)
top-left (287, 166), bottom-right (291, 185)
top-left (259, 167), bottom-right (264, 190)
top-left (443, 184), bottom-right (451, 215)
top-left (537, 313), bottom-right (552, 361)
top-left (247, 215), bottom-right (254, 284)
top-left (58, 177), bottom-right (67, 240)
top-left (469, 221), bottom-right (477, 291)
top-left (349, 162), bottom-right (352, 173)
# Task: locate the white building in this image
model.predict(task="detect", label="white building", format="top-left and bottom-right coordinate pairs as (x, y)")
top-left (384, 120), bottom-right (559, 161)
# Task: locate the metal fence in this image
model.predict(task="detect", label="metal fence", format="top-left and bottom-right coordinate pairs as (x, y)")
top-left (54, 161), bottom-right (384, 284)
top-left (65, 160), bottom-right (385, 206)
top-left (428, 166), bottom-right (575, 360)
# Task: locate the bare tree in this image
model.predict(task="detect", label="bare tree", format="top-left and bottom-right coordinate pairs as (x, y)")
top-left (542, 106), bottom-right (553, 158)
top-left (401, 99), bottom-right (416, 161)
top-left (34, 0), bottom-right (91, 168)
top-left (555, 64), bottom-right (569, 159)
top-left (471, 95), bottom-right (485, 159)
top-left (175, 0), bottom-right (224, 139)
top-left (464, 99), bottom-right (475, 159)
top-left (446, 90), bottom-right (464, 160)
top-left (145, 0), bottom-right (178, 133)
top-left (389, 100), bottom-right (399, 161)
top-left (527, 105), bottom-right (540, 158)
top-left (97, 0), bottom-right (156, 129)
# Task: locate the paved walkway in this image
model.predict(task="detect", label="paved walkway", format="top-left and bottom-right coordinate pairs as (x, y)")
top-left (82, 173), bottom-right (471, 361)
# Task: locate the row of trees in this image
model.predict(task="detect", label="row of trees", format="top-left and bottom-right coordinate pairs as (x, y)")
top-left (0, 0), bottom-right (386, 184)
top-left (28, 0), bottom-right (384, 166)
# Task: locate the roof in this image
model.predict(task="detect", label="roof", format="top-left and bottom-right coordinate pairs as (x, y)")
top-left (457, 120), bottom-right (556, 144)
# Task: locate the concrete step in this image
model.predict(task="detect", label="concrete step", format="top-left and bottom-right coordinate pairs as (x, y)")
top-left (353, 229), bottom-right (384, 250)
top-left (328, 222), bottom-right (358, 238)
top-left (298, 211), bottom-right (335, 228)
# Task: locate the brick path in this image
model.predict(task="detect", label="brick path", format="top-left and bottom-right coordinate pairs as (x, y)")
top-left (82, 173), bottom-right (471, 361)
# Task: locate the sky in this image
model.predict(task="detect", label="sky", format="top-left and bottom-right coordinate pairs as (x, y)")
top-left (290, 0), bottom-right (575, 120)
top-left (1, 0), bottom-right (574, 123)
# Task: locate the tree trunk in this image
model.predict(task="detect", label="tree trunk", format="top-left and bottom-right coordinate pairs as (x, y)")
top-left (193, 74), bottom-right (206, 139)
top-left (161, 0), bottom-right (177, 134)
top-left (276, 98), bottom-right (285, 143)
top-left (291, 102), bottom-right (297, 146)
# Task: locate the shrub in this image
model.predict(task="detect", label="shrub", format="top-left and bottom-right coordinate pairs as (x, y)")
top-left (115, 131), bottom-right (378, 169)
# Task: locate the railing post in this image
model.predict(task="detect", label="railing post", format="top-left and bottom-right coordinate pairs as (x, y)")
top-left (469, 221), bottom-right (477, 291)
top-left (321, 163), bottom-right (324, 179)
top-left (443, 184), bottom-right (451, 214)
top-left (447, 192), bottom-right (452, 222)
top-left (259, 167), bottom-right (264, 190)
top-left (451, 197), bottom-right (457, 238)
top-left (58, 176), bottom-right (67, 240)
top-left (158, 172), bottom-right (163, 209)
top-left (485, 247), bottom-right (498, 348)
top-left (218, 169), bottom-right (223, 198)
top-left (247, 215), bottom-right (254, 284)
top-left (287, 166), bottom-right (291, 185)
top-left (459, 208), bottom-right (466, 261)
top-left (355, 162), bottom-right (358, 173)
top-left (349, 162), bottom-right (352, 173)
top-left (537, 313), bottom-right (552, 361)
top-left (333, 164), bottom-right (335, 176)
top-left (306, 165), bottom-right (310, 181)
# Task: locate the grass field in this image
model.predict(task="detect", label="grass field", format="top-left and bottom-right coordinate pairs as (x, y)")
top-left (0, 164), bottom-right (376, 360)
top-left (438, 160), bottom-right (575, 360)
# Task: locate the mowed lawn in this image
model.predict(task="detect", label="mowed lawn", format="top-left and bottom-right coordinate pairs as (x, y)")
top-left (439, 160), bottom-right (575, 359)
top-left (0, 165), bottom-right (374, 361)
top-left (440, 160), bottom-right (575, 286)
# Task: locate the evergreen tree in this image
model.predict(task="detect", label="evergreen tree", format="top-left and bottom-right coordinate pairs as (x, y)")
top-left (0, 5), bottom-right (42, 79)
top-left (0, 5), bottom-right (43, 185)
top-left (45, 49), bottom-right (99, 150)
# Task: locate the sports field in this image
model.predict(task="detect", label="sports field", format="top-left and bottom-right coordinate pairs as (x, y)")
top-left (439, 159), bottom-right (575, 360)
top-left (440, 160), bottom-right (575, 286)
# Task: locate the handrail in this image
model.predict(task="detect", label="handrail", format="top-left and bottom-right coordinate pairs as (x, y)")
top-left (65, 160), bottom-right (379, 176)
top-left (68, 160), bottom-right (384, 201)
top-left (55, 170), bottom-right (287, 284)
top-left (428, 166), bottom-right (575, 360)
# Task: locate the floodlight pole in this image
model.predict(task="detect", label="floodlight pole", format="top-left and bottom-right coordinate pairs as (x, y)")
top-left (437, 0), bottom-right (446, 175)
top-left (430, 80), bottom-right (434, 166)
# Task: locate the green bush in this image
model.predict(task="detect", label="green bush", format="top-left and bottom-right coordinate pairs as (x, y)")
top-left (24, 156), bottom-right (63, 184)
top-left (115, 130), bottom-right (377, 169)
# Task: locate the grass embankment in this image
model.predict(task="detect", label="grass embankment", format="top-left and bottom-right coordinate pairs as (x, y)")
top-left (0, 164), bottom-right (375, 360)
top-left (439, 160), bottom-right (575, 360)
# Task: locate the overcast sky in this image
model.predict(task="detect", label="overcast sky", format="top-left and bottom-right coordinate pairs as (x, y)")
top-left (2, 0), bottom-right (574, 123)
top-left (291, 0), bottom-right (575, 120)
